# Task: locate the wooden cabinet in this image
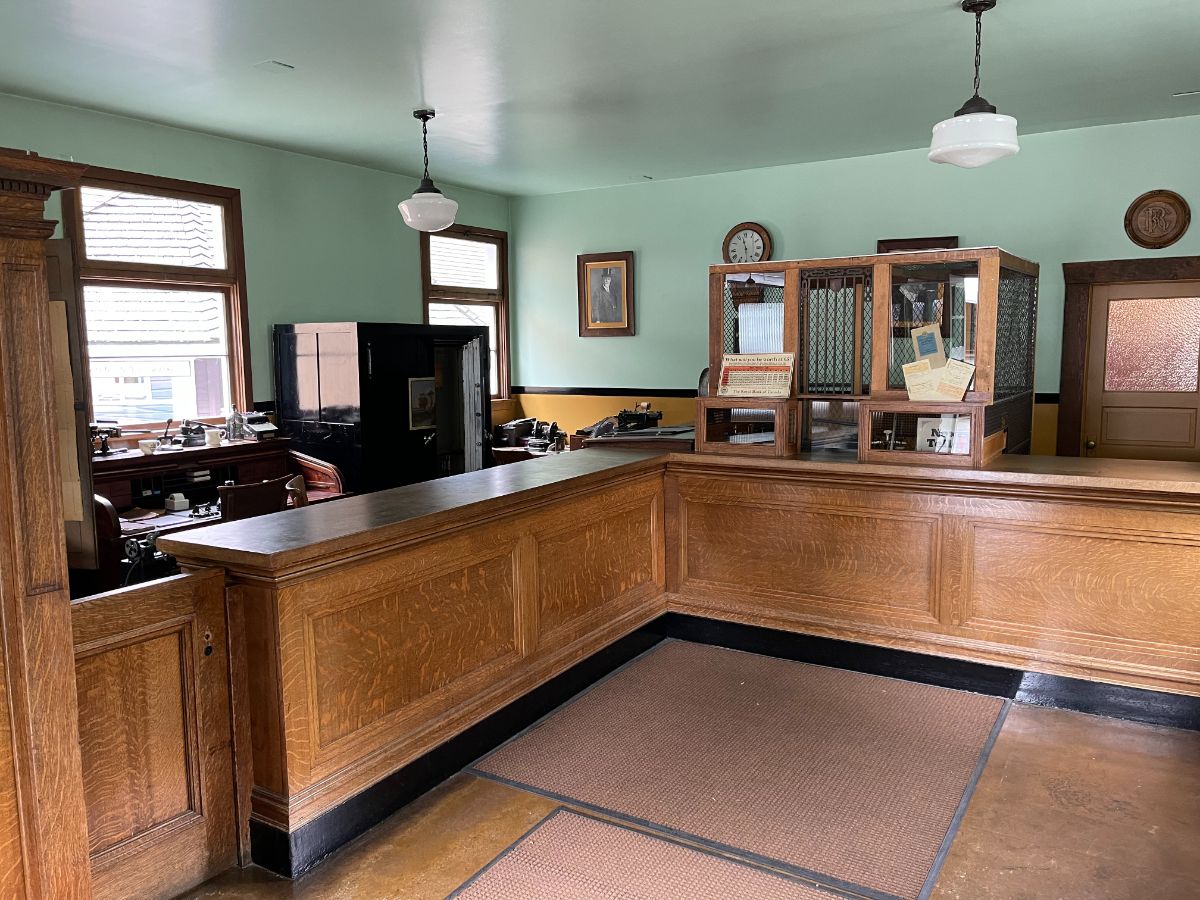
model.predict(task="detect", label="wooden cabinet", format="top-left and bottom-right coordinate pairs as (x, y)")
top-left (695, 397), bottom-right (797, 457)
top-left (705, 248), bottom-right (1040, 466)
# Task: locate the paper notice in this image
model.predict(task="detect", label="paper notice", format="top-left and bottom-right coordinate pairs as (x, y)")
top-left (910, 325), bottom-right (947, 370)
top-left (933, 358), bottom-right (976, 401)
top-left (717, 353), bottom-right (795, 397)
top-left (901, 359), bottom-right (941, 401)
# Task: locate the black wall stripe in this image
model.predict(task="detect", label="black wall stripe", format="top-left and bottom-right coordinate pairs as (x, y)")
top-left (513, 386), bottom-right (1063, 403)
top-left (512, 385), bottom-right (698, 397)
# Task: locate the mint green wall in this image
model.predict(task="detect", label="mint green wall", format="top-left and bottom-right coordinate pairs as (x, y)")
top-left (511, 115), bottom-right (1200, 393)
top-left (0, 92), bottom-right (510, 402)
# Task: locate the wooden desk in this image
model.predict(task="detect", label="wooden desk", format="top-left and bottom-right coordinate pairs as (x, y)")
top-left (161, 450), bottom-right (1200, 874)
top-left (92, 438), bottom-right (291, 510)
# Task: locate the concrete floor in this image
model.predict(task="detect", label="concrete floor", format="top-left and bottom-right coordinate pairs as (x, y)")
top-left (184, 704), bottom-right (1200, 900)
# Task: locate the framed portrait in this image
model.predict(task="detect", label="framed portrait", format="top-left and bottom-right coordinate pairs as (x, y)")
top-left (577, 251), bottom-right (635, 337)
top-left (408, 377), bottom-right (436, 430)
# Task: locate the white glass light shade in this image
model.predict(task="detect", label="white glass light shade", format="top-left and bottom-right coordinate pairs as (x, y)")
top-left (398, 190), bottom-right (458, 232)
top-left (928, 113), bottom-right (1019, 168)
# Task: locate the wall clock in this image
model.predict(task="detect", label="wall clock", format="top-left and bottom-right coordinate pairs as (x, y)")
top-left (722, 222), bottom-right (772, 264)
top-left (1124, 189), bottom-right (1190, 249)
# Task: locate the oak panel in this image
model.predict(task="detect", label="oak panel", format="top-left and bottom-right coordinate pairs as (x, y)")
top-left (72, 571), bottom-right (237, 900)
top-left (966, 523), bottom-right (1200, 651)
top-left (682, 495), bottom-right (939, 621)
top-left (311, 552), bottom-right (517, 747)
top-left (76, 631), bottom-right (192, 857)
top-left (535, 499), bottom-right (658, 642)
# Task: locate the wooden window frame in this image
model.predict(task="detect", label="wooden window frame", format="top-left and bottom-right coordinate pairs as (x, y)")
top-left (62, 166), bottom-right (252, 429)
top-left (420, 224), bottom-right (510, 399)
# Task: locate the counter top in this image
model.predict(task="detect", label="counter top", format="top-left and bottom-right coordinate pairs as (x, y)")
top-left (162, 448), bottom-right (1200, 574)
top-left (673, 452), bottom-right (1200, 499)
top-left (159, 448), bottom-right (665, 572)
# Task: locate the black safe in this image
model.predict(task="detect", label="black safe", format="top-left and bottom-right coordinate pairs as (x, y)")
top-left (273, 322), bottom-right (491, 493)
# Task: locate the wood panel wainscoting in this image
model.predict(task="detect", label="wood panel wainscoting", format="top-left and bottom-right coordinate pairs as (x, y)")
top-left (163, 451), bottom-right (667, 859)
top-left (161, 448), bottom-right (1200, 877)
top-left (666, 455), bottom-right (1200, 696)
top-left (71, 570), bottom-right (239, 899)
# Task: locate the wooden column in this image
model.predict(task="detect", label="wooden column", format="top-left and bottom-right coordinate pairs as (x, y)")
top-left (0, 148), bottom-right (92, 897)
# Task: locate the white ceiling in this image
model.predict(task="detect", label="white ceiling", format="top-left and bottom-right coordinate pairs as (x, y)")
top-left (0, 0), bottom-right (1198, 195)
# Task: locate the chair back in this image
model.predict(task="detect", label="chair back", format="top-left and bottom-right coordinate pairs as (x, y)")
top-left (217, 475), bottom-right (293, 522)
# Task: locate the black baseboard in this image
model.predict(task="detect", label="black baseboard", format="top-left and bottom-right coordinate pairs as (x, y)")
top-left (250, 627), bottom-right (664, 878)
top-left (1015, 671), bottom-right (1200, 731)
top-left (653, 614), bottom-right (1200, 731)
top-left (650, 613), bottom-right (1024, 697)
top-left (251, 613), bottom-right (1199, 878)
top-left (511, 385), bottom-right (697, 397)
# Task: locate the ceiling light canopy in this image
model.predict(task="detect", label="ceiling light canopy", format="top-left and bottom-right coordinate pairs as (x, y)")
top-left (399, 109), bottom-right (458, 232)
top-left (929, 1), bottom-right (1019, 169)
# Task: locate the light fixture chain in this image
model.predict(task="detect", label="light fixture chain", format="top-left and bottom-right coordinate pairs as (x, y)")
top-left (973, 10), bottom-right (983, 98)
top-left (421, 118), bottom-right (431, 180)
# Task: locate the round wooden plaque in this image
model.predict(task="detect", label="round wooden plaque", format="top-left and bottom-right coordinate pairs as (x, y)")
top-left (1124, 189), bottom-right (1190, 249)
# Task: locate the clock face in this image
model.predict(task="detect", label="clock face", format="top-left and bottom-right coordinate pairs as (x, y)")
top-left (723, 222), bottom-right (771, 264)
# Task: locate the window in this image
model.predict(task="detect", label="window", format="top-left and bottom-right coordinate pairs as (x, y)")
top-left (64, 168), bottom-right (249, 426)
top-left (421, 225), bottom-right (509, 397)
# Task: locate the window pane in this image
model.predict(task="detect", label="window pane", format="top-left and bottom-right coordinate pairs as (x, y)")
top-left (80, 186), bottom-right (227, 269)
top-left (428, 302), bottom-right (499, 394)
top-left (84, 285), bottom-right (230, 423)
top-left (1104, 296), bottom-right (1200, 392)
top-left (429, 235), bottom-right (498, 290)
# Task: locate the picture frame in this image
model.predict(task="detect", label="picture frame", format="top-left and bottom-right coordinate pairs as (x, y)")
top-left (408, 376), bottom-right (436, 430)
top-left (877, 236), bottom-right (960, 253)
top-left (578, 251), bottom-right (635, 337)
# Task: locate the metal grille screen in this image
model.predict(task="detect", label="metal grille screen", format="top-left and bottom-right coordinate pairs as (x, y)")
top-left (994, 269), bottom-right (1039, 400)
top-left (801, 268), bottom-right (872, 395)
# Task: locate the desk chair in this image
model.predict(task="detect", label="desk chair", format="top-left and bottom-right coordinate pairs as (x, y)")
top-left (217, 475), bottom-right (302, 521)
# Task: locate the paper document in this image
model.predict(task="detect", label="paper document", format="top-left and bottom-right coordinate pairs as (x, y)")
top-left (933, 358), bottom-right (976, 401)
top-left (902, 357), bottom-right (975, 402)
top-left (901, 359), bottom-right (941, 401)
top-left (717, 353), bottom-right (794, 398)
top-left (910, 325), bottom-right (947, 370)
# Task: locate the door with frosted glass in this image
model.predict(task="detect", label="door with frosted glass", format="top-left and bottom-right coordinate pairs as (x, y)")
top-left (1083, 282), bottom-right (1200, 460)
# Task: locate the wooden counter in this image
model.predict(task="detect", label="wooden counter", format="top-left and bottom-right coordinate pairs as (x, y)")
top-left (162, 449), bottom-right (668, 854)
top-left (664, 452), bottom-right (1200, 700)
top-left (160, 450), bottom-right (1200, 873)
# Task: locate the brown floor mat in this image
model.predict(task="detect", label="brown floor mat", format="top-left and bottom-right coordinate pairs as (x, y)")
top-left (472, 641), bottom-right (1006, 900)
top-left (449, 808), bottom-right (840, 899)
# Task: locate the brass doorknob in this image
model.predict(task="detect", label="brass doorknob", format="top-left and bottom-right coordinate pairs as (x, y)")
top-left (1085, 439), bottom-right (1097, 450)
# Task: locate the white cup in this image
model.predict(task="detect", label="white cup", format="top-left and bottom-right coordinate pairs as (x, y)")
top-left (138, 439), bottom-right (158, 455)
top-left (205, 429), bottom-right (222, 447)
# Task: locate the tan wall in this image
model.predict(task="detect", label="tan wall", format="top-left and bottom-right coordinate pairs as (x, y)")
top-left (508, 394), bottom-right (1062, 456)
top-left (508, 394), bottom-right (696, 436)
top-left (1032, 403), bottom-right (1059, 455)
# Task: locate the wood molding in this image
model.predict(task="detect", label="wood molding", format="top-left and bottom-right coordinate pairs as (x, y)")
top-left (1058, 255), bottom-right (1200, 455)
top-left (0, 148), bottom-right (92, 899)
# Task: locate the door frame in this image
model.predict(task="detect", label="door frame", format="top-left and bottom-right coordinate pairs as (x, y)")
top-left (1058, 256), bottom-right (1200, 455)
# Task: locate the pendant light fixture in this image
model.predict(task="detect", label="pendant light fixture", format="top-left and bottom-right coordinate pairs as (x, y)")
top-left (929, 1), bottom-right (1019, 168)
top-left (398, 109), bottom-right (459, 232)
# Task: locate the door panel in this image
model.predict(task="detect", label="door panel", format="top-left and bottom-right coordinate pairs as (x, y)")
top-left (72, 570), bottom-right (237, 900)
top-left (1083, 282), bottom-right (1200, 460)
